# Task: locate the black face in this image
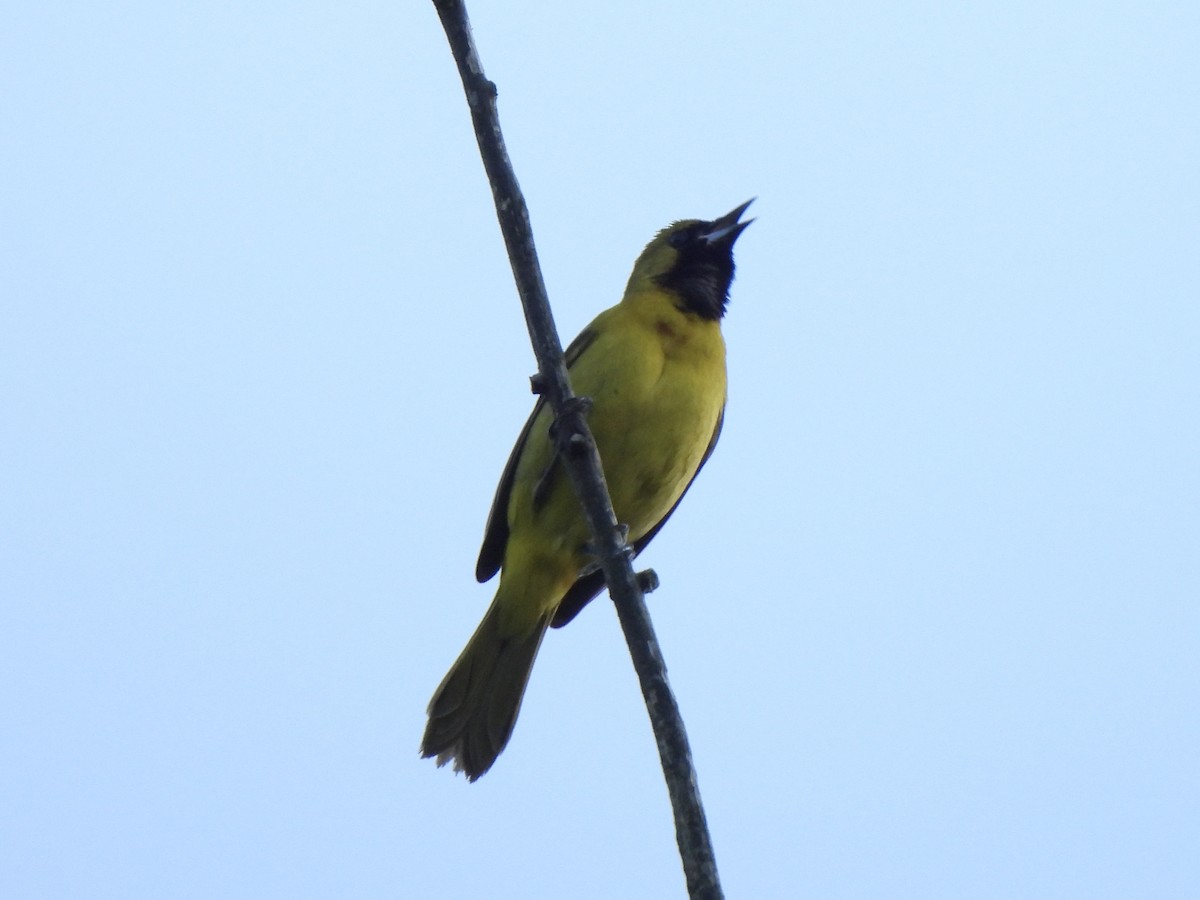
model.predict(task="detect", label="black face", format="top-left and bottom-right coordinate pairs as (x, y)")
top-left (655, 217), bottom-right (748, 321)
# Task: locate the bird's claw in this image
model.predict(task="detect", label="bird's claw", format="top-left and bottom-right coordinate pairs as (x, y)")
top-left (549, 396), bottom-right (594, 456)
top-left (581, 524), bottom-right (629, 560)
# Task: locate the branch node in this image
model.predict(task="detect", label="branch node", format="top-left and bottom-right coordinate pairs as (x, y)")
top-left (636, 569), bottom-right (660, 595)
top-left (529, 372), bottom-right (546, 395)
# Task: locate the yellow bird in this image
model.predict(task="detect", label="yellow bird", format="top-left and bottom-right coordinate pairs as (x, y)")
top-left (421, 200), bottom-right (753, 780)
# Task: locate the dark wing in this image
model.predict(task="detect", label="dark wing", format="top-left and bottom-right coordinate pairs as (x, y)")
top-left (550, 404), bottom-right (725, 628)
top-left (474, 396), bottom-right (544, 582)
top-left (475, 327), bottom-right (600, 582)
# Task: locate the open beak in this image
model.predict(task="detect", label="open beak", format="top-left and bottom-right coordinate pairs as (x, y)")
top-left (703, 198), bottom-right (755, 245)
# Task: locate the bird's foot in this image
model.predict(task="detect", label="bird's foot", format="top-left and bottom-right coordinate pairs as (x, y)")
top-left (549, 396), bottom-right (594, 457)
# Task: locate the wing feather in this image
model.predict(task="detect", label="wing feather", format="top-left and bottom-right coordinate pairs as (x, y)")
top-left (475, 327), bottom-right (600, 582)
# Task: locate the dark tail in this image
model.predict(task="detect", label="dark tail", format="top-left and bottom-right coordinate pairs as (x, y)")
top-left (420, 599), bottom-right (549, 781)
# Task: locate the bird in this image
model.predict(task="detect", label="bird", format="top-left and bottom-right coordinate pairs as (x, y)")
top-left (421, 200), bottom-right (753, 780)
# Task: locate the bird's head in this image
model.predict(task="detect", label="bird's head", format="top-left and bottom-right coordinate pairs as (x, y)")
top-left (624, 199), bottom-right (754, 321)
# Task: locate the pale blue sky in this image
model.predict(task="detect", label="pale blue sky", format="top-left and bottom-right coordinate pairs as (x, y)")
top-left (3, 3), bottom-right (1198, 898)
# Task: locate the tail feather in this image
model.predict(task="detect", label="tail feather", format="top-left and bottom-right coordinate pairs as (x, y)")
top-left (421, 600), bottom-right (549, 781)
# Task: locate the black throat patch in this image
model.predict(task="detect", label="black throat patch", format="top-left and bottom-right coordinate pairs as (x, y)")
top-left (655, 238), bottom-right (736, 321)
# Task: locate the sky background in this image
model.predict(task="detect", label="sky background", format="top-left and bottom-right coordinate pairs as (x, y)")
top-left (3, 2), bottom-right (1198, 898)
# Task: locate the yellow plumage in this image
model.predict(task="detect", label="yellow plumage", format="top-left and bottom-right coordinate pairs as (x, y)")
top-left (421, 201), bottom-right (752, 780)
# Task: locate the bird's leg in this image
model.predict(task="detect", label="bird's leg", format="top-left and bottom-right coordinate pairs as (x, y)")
top-left (548, 395), bottom-right (594, 459)
top-left (580, 523), bottom-right (630, 569)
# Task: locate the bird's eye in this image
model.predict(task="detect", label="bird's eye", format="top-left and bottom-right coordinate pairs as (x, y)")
top-left (668, 230), bottom-right (690, 249)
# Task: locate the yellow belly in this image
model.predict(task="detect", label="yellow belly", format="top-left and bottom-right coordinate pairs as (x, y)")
top-left (497, 299), bottom-right (726, 627)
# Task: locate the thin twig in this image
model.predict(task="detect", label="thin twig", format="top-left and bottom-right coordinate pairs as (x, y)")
top-left (431, 2), bottom-right (723, 897)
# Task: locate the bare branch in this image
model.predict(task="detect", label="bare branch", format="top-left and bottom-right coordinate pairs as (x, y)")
top-left (432, 2), bottom-right (723, 897)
